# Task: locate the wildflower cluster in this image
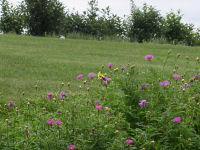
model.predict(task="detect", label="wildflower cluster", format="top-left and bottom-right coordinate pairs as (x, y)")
top-left (0, 53), bottom-right (199, 149)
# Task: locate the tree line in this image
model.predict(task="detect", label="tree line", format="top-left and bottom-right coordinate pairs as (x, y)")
top-left (0, 0), bottom-right (200, 46)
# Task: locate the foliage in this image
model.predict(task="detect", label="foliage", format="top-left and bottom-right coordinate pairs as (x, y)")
top-left (128, 3), bottom-right (164, 42)
top-left (0, 0), bottom-right (25, 34)
top-left (24, 0), bottom-right (66, 36)
top-left (1, 0), bottom-right (200, 46)
top-left (64, 1), bottom-right (125, 39)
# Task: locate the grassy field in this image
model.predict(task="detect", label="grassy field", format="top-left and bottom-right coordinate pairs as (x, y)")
top-left (0, 34), bottom-right (200, 101)
top-left (0, 34), bottom-right (200, 149)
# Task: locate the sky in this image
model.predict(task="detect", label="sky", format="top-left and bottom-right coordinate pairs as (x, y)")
top-left (9, 0), bottom-right (200, 28)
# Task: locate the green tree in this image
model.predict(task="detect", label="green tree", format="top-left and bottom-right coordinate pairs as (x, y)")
top-left (128, 3), bottom-right (164, 42)
top-left (24, 0), bottom-right (65, 36)
top-left (0, 0), bottom-right (24, 34)
top-left (165, 11), bottom-right (185, 44)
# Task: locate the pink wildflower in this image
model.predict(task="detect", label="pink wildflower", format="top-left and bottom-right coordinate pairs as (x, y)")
top-left (139, 100), bottom-right (147, 106)
top-left (182, 83), bottom-right (190, 89)
top-left (8, 100), bottom-right (14, 107)
top-left (67, 145), bottom-right (76, 150)
top-left (103, 76), bottom-right (111, 82)
top-left (60, 91), bottom-right (66, 96)
top-left (46, 119), bottom-right (55, 125)
top-left (145, 55), bottom-right (154, 61)
top-left (160, 80), bottom-right (169, 86)
top-left (46, 93), bottom-right (53, 100)
top-left (126, 139), bottom-right (133, 145)
top-left (194, 75), bottom-right (200, 79)
top-left (108, 62), bottom-right (114, 68)
top-left (96, 105), bottom-right (102, 110)
top-left (140, 83), bottom-right (147, 90)
top-left (173, 117), bottom-right (181, 123)
top-left (121, 65), bottom-right (126, 71)
top-left (77, 74), bottom-right (83, 79)
top-left (88, 72), bottom-right (96, 79)
top-left (56, 121), bottom-right (62, 126)
top-left (172, 74), bottom-right (180, 79)
top-left (60, 91), bottom-right (66, 100)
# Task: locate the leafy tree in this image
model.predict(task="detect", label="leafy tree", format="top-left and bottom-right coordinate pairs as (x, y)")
top-left (165, 11), bottom-right (185, 44)
top-left (99, 6), bottom-right (124, 37)
top-left (24, 0), bottom-right (65, 36)
top-left (128, 3), bottom-right (164, 42)
top-left (85, 0), bottom-right (99, 36)
top-left (64, 11), bottom-right (86, 34)
top-left (0, 0), bottom-right (24, 34)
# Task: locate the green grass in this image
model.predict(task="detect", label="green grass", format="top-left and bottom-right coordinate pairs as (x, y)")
top-left (0, 34), bottom-right (200, 101)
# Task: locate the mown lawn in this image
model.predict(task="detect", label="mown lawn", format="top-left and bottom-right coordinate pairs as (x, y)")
top-left (0, 34), bottom-right (199, 101)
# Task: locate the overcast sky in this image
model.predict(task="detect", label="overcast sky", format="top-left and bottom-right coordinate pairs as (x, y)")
top-left (9, 0), bottom-right (200, 27)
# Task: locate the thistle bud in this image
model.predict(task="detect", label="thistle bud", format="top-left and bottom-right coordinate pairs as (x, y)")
top-left (67, 82), bottom-right (70, 87)
top-left (105, 107), bottom-right (109, 111)
top-left (151, 141), bottom-right (155, 145)
top-left (115, 130), bottom-right (119, 134)
top-left (130, 65), bottom-right (135, 69)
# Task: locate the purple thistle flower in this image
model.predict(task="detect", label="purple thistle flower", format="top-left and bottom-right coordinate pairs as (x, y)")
top-left (67, 145), bottom-right (76, 150)
top-left (140, 83), bottom-right (147, 90)
top-left (126, 139), bottom-right (133, 145)
top-left (46, 93), bottom-right (53, 100)
top-left (194, 75), bottom-right (200, 79)
top-left (121, 65), bottom-right (126, 71)
top-left (96, 105), bottom-right (102, 110)
top-left (60, 91), bottom-right (66, 96)
top-left (88, 72), bottom-right (96, 79)
top-left (182, 83), bottom-right (191, 89)
top-left (108, 62), bottom-right (114, 68)
top-left (59, 91), bottom-right (66, 100)
top-left (77, 74), bottom-right (83, 79)
top-left (139, 100), bottom-right (147, 106)
top-left (103, 76), bottom-right (111, 82)
top-left (46, 119), bottom-right (55, 125)
top-left (56, 121), bottom-right (62, 126)
top-left (8, 100), bottom-right (14, 107)
top-left (145, 55), bottom-right (154, 61)
top-left (160, 80), bottom-right (169, 86)
top-left (59, 96), bottom-right (65, 100)
top-left (173, 117), bottom-right (181, 123)
top-left (172, 74), bottom-right (180, 79)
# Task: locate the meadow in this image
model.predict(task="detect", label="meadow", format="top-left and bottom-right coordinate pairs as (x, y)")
top-left (0, 34), bottom-right (200, 149)
top-left (0, 34), bottom-right (199, 101)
